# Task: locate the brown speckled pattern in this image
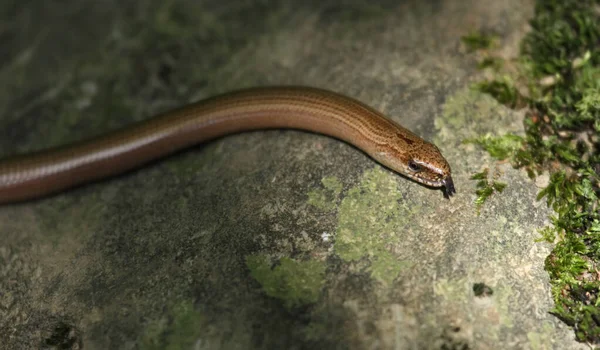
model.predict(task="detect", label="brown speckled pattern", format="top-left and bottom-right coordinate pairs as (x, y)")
top-left (0, 86), bottom-right (454, 204)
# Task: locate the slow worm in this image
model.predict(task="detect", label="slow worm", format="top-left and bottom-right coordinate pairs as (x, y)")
top-left (0, 86), bottom-right (455, 204)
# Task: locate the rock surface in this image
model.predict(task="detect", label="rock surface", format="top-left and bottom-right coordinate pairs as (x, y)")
top-left (0, 1), bottom-right (585, 349)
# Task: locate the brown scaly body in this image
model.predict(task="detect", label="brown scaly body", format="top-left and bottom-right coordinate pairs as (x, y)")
top-left (0, 86), bottom-right (454, 204)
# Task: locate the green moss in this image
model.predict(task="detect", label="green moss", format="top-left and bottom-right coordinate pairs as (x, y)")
top-left (477, 57), bottom-right (504, 70)
top-left (334, 168), bottom-right (419, 285)
top-left (436, 86), bottom-right (521, 146)
top-left (307, 176), bottom-right (343, 211)
top-left (473, 77), bottom-right (525, 108)
top-left (322, 176), bottom-right (343, 194)
top-left (468, 168), bottom-right (507, 215)
top-left (246, 255), bottom-right (326, 310)
top-left (575, 85), bottom-right (600, 131)
top-left (464, 135), bottom-right (525, 161)
top-left (522, 0), bottom-right (600, 77)
top-left (369, 253), bottom-right (412, 286)
top-left (466, 0), bottom-right (600, 343)
top-left (140, 300), bottom-right (205, 350)
top-left (461, 31), bottom-right (497, 52)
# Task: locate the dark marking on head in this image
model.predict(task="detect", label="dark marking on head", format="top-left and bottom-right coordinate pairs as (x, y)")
top-left (396, 132), bottom-right (415, 146)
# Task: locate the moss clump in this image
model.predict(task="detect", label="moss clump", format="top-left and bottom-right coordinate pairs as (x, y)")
top-left (140, 301), bottom-right (205, 350)
top-left (522, 1), bottom-right (600, 77)
top-left (246, 255), bottom-right (326, 310)
top-left (469, 168), bottom-right (507, 215)
top-left (468, 0), bottom-right (600, 343)
top-left (473, 77), bottom-right (525, 109)
top-left (334, 168), bottom-right (419, 285)
top-left (307, 176), bottom-right (343, 211)
top-left (461, 31), bottom-right (497, 52)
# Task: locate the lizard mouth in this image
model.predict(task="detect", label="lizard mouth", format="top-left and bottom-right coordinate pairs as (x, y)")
top-left (442, 176), bottom-right (456, 197)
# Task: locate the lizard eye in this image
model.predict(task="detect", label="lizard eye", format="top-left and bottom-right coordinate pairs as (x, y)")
top-left (408, 160), bottom-right (421, 172)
